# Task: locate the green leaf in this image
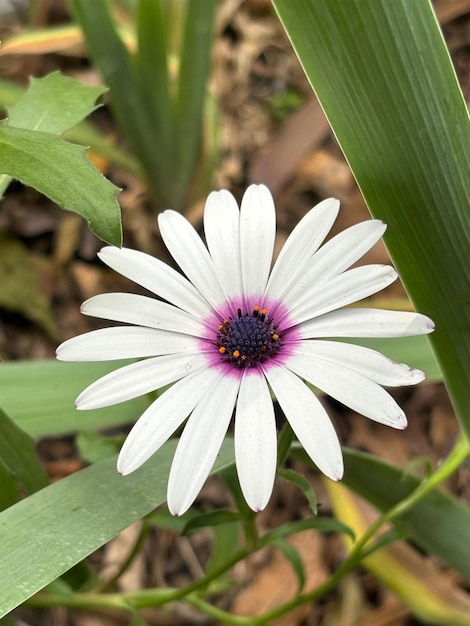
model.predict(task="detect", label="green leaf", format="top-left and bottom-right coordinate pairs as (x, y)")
top-left (7, 71), bottom-right (106, 134)
top-left (0, 460), bottom-right (20, 511)
top-left (182, 510), bottom-right (243, 535)
top-left (68, 0), bottom-right (171, 205)
top-left (0, 232), bottom-right (58, 338)
top-left (76, 430), bottom-right (121, 463)
top-left (340, 448), bottom-right (470, 582)
top-left (0, 75), bottom-right (143, 178)
top-left (0, 124), bottom-right (122, 245)
top-left (279, 468), bottom-right (317, 515)
top-left (0, 438), bottom-right (235, 619)
top-left (205, 520), bottom-right (242, 574)
top-left (0, 408), bottom-right (49, 510)
top-left (0, 360), bottom-right (148, 437)
top-left (272, 0), bottom-right (470, 432)
top-left (272, 538), bottom-right (306, 592)
top-left (172, 0), bottom-right (217, 208)
top-left (262, 517), bottom-right (354, 546)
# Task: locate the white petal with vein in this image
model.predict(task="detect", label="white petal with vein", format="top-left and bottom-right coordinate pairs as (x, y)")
top-left (118, 367), bottom-right (221, 474)
top-left (167, 374), bottom-right (239, 515)
top-left (76, 353), bottom-right (207, 410)
top-left (286, 352), bottom-right (407, 428)
top-left (56, 326), bottom-right (198, 361)
top-left (98, 246), bottom-right (211, 317)
top-left (299, 308), bottom-right (435, 338)
top-left (158, 210), bottom-right (225, 308)
top-left (240, 184), bottom-right (276, 297)
top-left (265, 365), bottom-right (343, 480)
top-left (235, 372), bottom-right (277, 511)
top-left (81, 293), bottom-right (206, 337)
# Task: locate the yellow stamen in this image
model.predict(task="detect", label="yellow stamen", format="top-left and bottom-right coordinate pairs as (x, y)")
top-left (233, 350), bottom-right (240, 358)
top-left (219, 346), bottom-right (226, 354)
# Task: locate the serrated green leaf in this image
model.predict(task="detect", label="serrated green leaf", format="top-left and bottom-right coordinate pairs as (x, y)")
top-left (0, 360), bottom-right (148, 437)
top-left (0, 407), bottom-right (49, 504)
top-left (7, 71), bottom-right (106, 135)
top-left (0, 438), bottom-right (235, 619)
top-left (0, 124), bottom-right (122, 245)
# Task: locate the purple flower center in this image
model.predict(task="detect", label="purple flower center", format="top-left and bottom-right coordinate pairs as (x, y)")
top-left (216, 306), bottom-right (282, 369)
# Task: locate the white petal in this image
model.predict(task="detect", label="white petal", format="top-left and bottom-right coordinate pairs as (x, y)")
top-left (117, 367), bottom-right (221, 474)
top-left (308, 220), bottom-right (387, 280)
top-left (158, 210), bottom-right (225, 308)
top-left (286, 353), bottom-right (407, 429)
top-left (56, 326), bottom-right (198, 362)
top-left (297, 340), bottom-right (426, 386)
top-left (299, 308), bottom-right (435, 338)
top-left (76, 353), bottom-right (207, 410)
top-left (167, 374), bottom-right (239, 515)
top-left (98, 246), bottom-right (211, 318)
top-left (235, 372), bottom-right (277, 511)
top-left (265, 198), bottom-right (340, 301)
top-left (204, 189), bottom-right (243, 298)
top-left (240, 184), bottom-right (276, 297)
top-left (81, 293), bottom-right (206, 337)
top-left (286, 265), bottom-right (398, 326)
top-left (264, 365), bottom-right (343, 480)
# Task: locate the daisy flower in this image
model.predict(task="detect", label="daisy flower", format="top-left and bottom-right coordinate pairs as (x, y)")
top-left (57, 185), bottom-right (434, 515)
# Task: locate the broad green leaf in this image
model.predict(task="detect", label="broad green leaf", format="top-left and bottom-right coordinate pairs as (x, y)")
top-left (0, 438), bottom-right (235, 618)
top-left (7, 71), bottom-right (106, 134)
top-left (0, 76), bottom-right (142, 177)
top-left (0, 232), bottom-right (58, 337)
top-left (272, 0), bottom-right (470, 433)
top-left (0, 408), bottom-right (49, 504)
top-left (0, 124), bottom-right (122, 246)
top-left (0, 360), bottom-right (148, 437)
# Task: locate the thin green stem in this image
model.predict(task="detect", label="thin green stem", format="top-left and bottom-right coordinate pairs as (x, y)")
top-left (96, 521), bottom-right (152, 593)
top-left (27, 436), bottom-right (470, 624)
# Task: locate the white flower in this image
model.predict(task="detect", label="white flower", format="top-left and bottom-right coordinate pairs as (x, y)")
top-left (57, 185), bottom-right (434, 515)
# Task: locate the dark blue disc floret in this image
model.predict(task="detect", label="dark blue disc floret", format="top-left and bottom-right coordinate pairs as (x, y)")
top-left (216, 306), bottom-right (282, 369)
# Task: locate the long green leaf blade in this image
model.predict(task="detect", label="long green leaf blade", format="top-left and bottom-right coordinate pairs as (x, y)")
top-left (0, 360), bottom-right (147, 437)
top-left (0, 439), bottom-right (235, 618)
top-left (272, 0), bottom-right (470, 432)
top-left (68, 0), bottom-right (174, 206)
